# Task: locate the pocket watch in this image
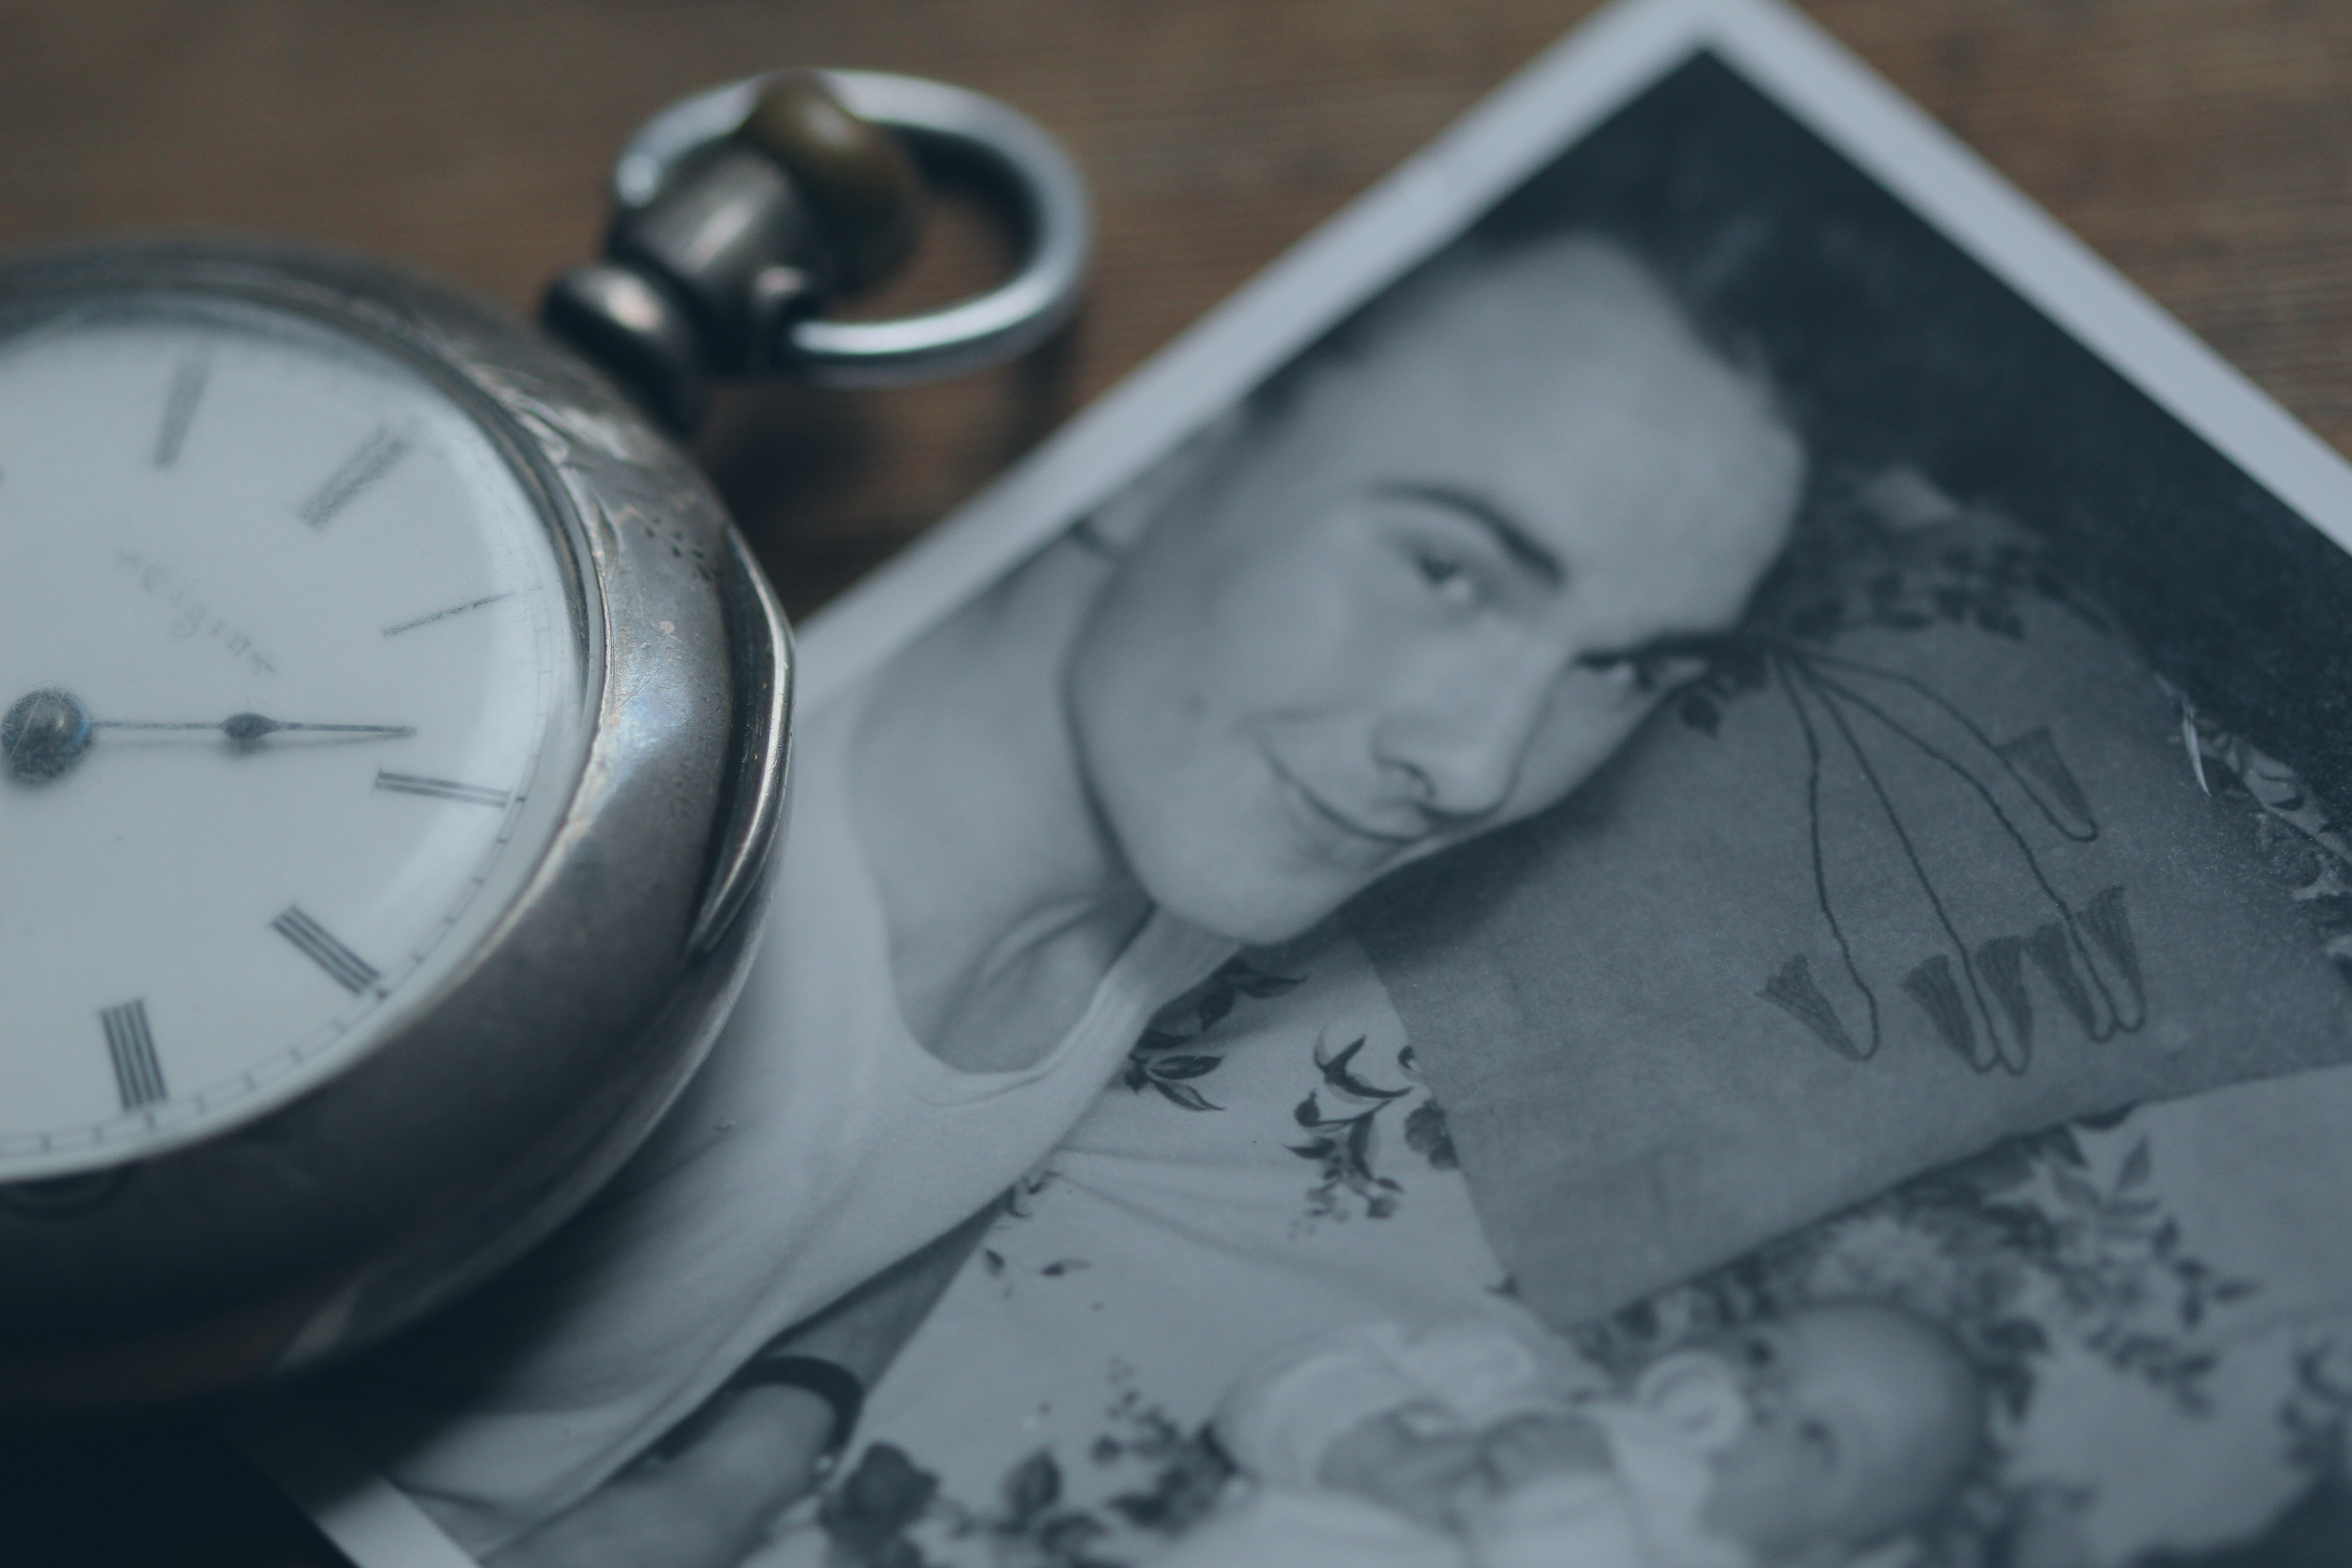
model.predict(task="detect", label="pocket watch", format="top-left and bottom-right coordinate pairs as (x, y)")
top-left (0, 70), bottom-right (1088, 1409)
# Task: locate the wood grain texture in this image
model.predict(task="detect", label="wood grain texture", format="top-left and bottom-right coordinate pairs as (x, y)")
top-left (1, 1), bottom-right (2347, 1560)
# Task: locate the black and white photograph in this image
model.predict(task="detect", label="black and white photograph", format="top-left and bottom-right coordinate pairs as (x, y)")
top-left (210, 2), bottom-right (2352, 1565)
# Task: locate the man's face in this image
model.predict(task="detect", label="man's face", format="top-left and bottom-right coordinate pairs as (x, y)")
top-left (1067, 239), bottom-right (1803, 944)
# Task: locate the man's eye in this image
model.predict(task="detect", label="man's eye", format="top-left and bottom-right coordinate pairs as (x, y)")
top-left (1583, 650), bottom-right (1707, 696)
top-left (1636, 654), bottom-right (1707, 693)
top-left (1412, 549), bottom-right (1477, 602)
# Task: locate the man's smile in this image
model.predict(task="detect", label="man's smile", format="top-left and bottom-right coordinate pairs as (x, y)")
top-left (1263, 750), bottom-right (1425, 858)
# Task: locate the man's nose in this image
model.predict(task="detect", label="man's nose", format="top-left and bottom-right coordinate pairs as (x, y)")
top-left (1370, 664), bottom-right (1554, 821)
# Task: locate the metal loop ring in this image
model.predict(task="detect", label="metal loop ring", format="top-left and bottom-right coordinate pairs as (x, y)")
top-left (613, 70), bottom-right (1091, 389)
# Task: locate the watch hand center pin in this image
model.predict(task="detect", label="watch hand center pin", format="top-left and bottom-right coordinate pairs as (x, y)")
top-left (2, 688), bottom-right (95, 782)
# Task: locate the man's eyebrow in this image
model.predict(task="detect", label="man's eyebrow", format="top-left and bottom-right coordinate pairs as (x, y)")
top-left (1375, 480), bottom-right (1565, 588)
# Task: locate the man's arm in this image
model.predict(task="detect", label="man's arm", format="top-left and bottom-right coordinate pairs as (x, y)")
top-left (490, 1200), bottom-right (1000, 1568)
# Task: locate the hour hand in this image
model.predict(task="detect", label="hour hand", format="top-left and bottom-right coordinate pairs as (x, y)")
top-left (97, 712), bottom-right (416, 745)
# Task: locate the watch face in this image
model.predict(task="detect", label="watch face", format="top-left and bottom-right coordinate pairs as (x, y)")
top-left (0, 291), bottom-right (595, 1180)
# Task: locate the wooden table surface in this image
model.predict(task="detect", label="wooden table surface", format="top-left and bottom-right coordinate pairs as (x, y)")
top-left (3, 1), bottom-right (2349, 1561)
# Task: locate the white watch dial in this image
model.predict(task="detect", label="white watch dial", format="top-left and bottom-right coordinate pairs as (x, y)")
top-left (0, 294), bottom-right (593, 1179)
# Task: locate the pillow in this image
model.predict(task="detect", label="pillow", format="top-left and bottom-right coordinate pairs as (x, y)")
top-left (1351, 513), bottom-right (2352, 1331)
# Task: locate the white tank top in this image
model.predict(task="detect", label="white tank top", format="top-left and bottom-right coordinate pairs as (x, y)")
top-left (318, 689), bottom-right (1233, 1556)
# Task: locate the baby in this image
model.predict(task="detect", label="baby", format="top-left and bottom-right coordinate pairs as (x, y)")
top-left (1154, 1300), bottom-right (1983, 1568)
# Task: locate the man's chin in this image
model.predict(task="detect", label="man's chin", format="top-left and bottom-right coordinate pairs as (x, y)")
top-left (1116, 798), bottom-right (1396, 944)
top-left (1138, 865), bottom-right (1354, 949)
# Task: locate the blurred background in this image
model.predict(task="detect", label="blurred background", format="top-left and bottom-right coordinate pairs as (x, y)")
top-left (1, 1), bottom-right (2349, 1562)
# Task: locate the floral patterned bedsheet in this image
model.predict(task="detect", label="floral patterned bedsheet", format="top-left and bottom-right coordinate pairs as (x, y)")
top-left (756, 711), bottom-right (2352, 1568)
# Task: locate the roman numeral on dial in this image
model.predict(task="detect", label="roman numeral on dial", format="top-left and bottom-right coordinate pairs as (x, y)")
top-left (272, 905), bottom-right (382, 995)
top-left (375, 769), bottom-right (510, 808)
top-left (100, 1000), bottom-right (167, 1110)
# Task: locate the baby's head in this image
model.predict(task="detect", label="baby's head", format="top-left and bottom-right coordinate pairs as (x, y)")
top-left (1647, 1300), bottom-right (1984, 1568)
top-left (1313, 1301), bottom-right (1980, 1568)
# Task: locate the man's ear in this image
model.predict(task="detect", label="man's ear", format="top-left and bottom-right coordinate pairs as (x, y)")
top-left (1082, 404), bottom-right (1252, 554)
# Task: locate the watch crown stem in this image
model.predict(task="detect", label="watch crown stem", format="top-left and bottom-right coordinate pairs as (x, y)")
top-left (735, 70), bottom-right (924, 297)
top-left (544, 69), bottom-right (929, 435)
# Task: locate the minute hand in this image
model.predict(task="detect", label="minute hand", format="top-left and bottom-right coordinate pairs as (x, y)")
top-left (93, 714), bottom-right (416, 743)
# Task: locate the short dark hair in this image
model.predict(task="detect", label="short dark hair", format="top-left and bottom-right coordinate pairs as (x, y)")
top-left (1241, 223), bottom-right (1790, 449)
